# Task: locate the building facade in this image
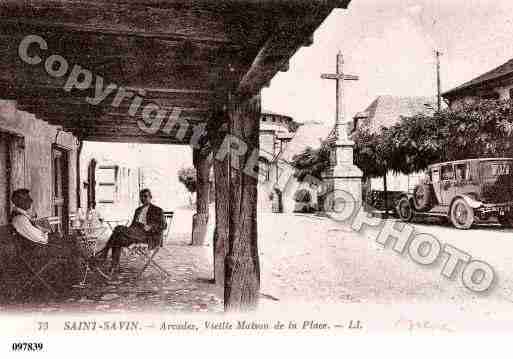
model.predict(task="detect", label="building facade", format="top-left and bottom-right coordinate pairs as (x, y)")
top-left (257, 111), bottom-right (301, 212)
top-left (80, 142), bottom-right (194, 221)
top-left (265, 120), bottom-right (332, 213)
top-left (0, 100), bottom-right (79, 233)
top-left (443, 58), bottom-right (513, 110)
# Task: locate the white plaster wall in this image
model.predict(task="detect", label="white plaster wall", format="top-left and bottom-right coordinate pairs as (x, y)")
top-left (0, 100), bottom-right (78, 218)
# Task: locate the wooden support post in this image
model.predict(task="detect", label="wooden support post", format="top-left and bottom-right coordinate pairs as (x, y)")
top-left (191, 149), bottom-right (212, 246)
top-left (223, 93), bottom-right (261, 311)
top-left (208, 108), bottom-right (230, 288)
top-left (213, 151), bottom-right (230, 288)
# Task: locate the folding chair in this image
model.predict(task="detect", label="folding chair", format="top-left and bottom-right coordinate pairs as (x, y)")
top-left (163, 211), bottom-right (174, 240)
top-left (125, 211), bottom-right (174, 279)
top-left (72, 234), bottom-right (111, 287)
top-left (9, 228), bottom-right (67, 299)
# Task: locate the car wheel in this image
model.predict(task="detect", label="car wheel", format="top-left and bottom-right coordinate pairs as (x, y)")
top-left (412, 184), bottom-right (434, 212)
top-left (450, 198), bottom-right (474, 229)
top-left (498, 214), bottom-right (513, 228)
top-left (396, 197), bottom-right (414, 222)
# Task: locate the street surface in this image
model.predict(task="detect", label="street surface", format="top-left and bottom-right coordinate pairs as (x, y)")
top-left (4, 207), bottom-right (513, 332)
top-left (257, 212), bottom-right (513, 331)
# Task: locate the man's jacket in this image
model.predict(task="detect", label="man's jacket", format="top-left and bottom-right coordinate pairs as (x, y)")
top-left (130, 204), bottom-right (166, 248)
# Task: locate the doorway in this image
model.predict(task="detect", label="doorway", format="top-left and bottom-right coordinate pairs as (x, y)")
top-left (0, 134), bottom-right (11, 225)
top-left (87, 159), bottom-right (97, 210)
top-left (52, 145), bottom-right (70, 234)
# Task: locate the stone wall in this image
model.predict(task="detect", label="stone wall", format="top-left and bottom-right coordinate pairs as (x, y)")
top-left (0, 100), bottom-right (79, 221)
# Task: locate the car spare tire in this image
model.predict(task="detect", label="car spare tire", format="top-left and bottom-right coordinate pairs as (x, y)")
top-left (412, 184), bottom-right (434, 212)
top-left (396, 197), bottom-right (414, 222)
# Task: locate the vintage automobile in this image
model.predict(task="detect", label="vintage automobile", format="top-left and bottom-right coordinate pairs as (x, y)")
top-left (396, 158), bottom-right (513, 229)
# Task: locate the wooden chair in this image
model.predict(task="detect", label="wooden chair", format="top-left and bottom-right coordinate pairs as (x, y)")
top-left (163, 211), bottom-right (174, 240)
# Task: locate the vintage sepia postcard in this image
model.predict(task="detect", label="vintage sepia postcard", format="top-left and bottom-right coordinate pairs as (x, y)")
top-left (0, 0), bottom-right (513, 356)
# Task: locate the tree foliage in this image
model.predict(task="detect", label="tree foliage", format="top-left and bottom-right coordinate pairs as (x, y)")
top-left (178, 167), bottom-right (197, 193)
top-left (291, 99), bottom-right (513, 179)
top-left (294, 188), bottom-right (312, 203)
top-left (291, 145), bottom-right (330, 181)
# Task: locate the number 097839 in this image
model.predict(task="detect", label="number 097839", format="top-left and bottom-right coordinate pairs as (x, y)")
top-left (11, 343), bottom-right (44, 351)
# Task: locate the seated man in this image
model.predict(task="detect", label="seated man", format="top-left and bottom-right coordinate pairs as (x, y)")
top-left (97, 189), bottom-right (165, 274)
top-left (10, 188), bottom-right (82, 289)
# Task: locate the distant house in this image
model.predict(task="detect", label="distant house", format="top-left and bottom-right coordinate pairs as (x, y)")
top-left (80, 143), bottom-right (144, 220)
top-left (353, 95), bottom-right (436, 193)
top-left (258, 111), bottom-right (298, 184)
top-left (442, 58), bottom-right (513, 110)
top-left (80, 142), bottom-right (194, 220)
top-left (257, 111), bottom-right (304, 212)
top-left (267, 121), bottom-right (332, 213)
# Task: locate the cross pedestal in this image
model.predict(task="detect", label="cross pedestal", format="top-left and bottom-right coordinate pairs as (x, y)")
top-left (321, 52), bottom-right (363, 211)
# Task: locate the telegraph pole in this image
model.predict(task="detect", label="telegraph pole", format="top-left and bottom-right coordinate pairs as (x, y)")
top-left (435, 50), bottom-right (442, 111)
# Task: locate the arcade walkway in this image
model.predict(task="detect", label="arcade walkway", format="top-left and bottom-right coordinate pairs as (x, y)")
top-left (0, 212), bottom-right (222, 313)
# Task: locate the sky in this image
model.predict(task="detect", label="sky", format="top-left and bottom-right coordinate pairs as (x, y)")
top-left (262, 0), bottom-right (513, 125)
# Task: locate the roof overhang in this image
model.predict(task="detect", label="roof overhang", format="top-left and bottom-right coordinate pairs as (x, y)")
top-left (0, 0), bottom-right (351, 144)
top-left (442, 63), bottom-right (513, 100)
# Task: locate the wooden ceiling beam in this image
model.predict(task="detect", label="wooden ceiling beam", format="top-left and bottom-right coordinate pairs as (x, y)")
top-left (0, 83), bottom-right (216, 100)
top-left (16, 101), bottom-right (209, 114)
top-left (0, 2), bottom-right (236, 46)
top-left (37, 110), bottom-right (208, 127)
top-left (45, 115), bottom-right (207, 127)
top-left (15, 97), bottom-right (212, 112)
top-left (237, 5), bottom-right (333, 98)
top-left (62, 130), bottom-right (202, 145)
top-left (79, 134), bottom-right (192, 145)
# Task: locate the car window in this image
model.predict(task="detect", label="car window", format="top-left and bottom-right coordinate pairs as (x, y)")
top-left (455, 163), bottom-right (470, 181)
top-left (431, 168), bottom-right (440, 182)
top-left (480, 161), bottom-right (513, 178)
top-left (441, 164), bottom-right (454, 180)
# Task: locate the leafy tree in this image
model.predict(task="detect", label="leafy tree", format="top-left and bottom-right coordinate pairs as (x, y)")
top-left (290, 99), bottom-right (513, 214)
top-left (294, 188), bottom-right (312, 203)
top-left (292, 99), bottom-right (513, 178)
top-left (178, 167), bottom-right (197, 193)
top-left (291, 146), bottom-right (330, 182)
top-left (384, 99), bottom-right (513, 172)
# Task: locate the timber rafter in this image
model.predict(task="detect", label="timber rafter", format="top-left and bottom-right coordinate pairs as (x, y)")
top-left (0, 0), bottom-right (351, 144)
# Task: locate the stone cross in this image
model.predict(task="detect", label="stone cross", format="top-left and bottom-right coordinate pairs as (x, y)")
top-left (321, 51), bottom-right (359, 141)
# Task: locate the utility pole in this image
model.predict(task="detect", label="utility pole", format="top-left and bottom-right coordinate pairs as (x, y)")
top-left (435, 50), bottom-right (442, 111)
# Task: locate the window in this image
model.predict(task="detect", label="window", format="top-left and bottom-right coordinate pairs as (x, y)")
top-left (97, 166), bottom-right (117, 204)
top-left (431, 168), bottom-right (440, 183)
top-left (441, 164), bottom-right (454, 181)
top-left (480, 161), bottom-right (512, 179)
top-left (52, 146), bottom-right (70, 234)
top-left (455, 163), bottom-right (470, 181)
top-left (258, 158), bottom-right (270, 182)
top-left (0, 133), bottom-right (25, 225)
